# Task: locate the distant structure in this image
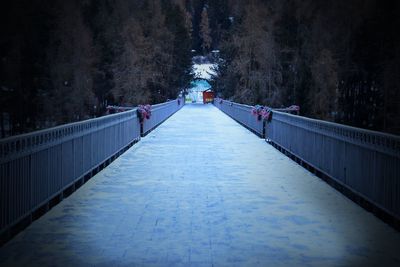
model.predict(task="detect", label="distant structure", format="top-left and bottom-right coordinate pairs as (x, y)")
top-left (203, 89), bottom-right (214, 104)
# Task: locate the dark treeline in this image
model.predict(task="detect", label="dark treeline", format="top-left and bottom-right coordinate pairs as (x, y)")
top-left (210, 0), bottom-right (400, 134)
top-left (0, 0), bottom-right (192, 137)
top-left (1, 0), bottom-right (399, 136)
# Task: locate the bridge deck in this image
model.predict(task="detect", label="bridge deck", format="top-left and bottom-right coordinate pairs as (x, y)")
top-left (1, 104), bottom-right (400, 266)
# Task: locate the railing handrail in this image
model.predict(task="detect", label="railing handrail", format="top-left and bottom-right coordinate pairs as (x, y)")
top-left (273, 111), bottom-right (400, 158)
top-left (213, 98), bottom-right (265, 136)
top-left (216, 99), bottom-right (253, 109)
top-left (0, 100), bottom-right (180, 143)
top-left (273, 110), bottom-right (400, 141)
top-left (151, 100), bottom-right (179, 110)
top-left (0, 109), bottom-right (138, 162)
top-left (216, 97), bottom-right (400, 146)
top-left (0, 108), bottom-right (138, 144)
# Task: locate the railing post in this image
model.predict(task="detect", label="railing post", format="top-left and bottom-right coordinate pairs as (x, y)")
top-left (262, 120), bottom-right (266, 138)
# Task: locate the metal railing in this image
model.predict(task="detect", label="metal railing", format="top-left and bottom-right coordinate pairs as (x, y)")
top-left (213, 98), bottom-right (265, 137)
top-left (142, 99), bottom-right (184, 136)
top-left (214, 98), bottom-right (400, 221)
top-left (0, 98), bottom-right (184, 236)
top-left (266, 111), bottom-right (400, 220)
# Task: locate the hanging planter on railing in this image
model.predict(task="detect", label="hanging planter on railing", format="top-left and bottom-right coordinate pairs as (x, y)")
top-left (137, 104), bottom-right (152, 123)
top-left (251, 104), bottom-right (301, 122)
top-left (251, 105), bottom-right (273, 122)
top-left (261, 107), bottom-right (273, 122)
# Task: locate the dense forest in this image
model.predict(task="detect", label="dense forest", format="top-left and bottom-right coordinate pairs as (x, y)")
top-left (1, 0), bottom-right (399, 137)
top-left (0, 0), bottom-right (193, 137)
top-left (212, 0), bottom-right (400, 134)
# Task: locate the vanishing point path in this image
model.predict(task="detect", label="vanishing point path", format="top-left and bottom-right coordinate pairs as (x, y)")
top-left (0, 104), bottom-right (400, 266)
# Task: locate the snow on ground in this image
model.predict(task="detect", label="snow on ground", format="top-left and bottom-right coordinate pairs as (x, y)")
top-left (192, 63), bottom-right (218, 80)
top-left (1, 104), bottom-right (400, 266)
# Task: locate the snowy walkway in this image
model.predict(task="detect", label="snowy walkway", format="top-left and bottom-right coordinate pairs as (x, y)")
top-left (1, 104), bottom-right (400, 266)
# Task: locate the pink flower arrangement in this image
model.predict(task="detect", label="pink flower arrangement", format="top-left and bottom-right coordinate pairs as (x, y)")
top-left (137, 104), bottom-right (152, 122)
top-left (251, 105), bottom-right (273, 122)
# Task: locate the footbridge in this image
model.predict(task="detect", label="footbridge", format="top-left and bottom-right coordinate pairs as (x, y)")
top-left (1, 99), bottom-right (400, 266)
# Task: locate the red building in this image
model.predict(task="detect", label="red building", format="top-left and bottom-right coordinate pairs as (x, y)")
top-left (203, 89), bottom-right (214, 104)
